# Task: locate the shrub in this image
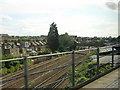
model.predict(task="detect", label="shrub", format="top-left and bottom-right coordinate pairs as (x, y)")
top-left (7, 66), bottom-right (15, 73)
top-left (2, 68), bottom-right (8, 75)
top-left (38, 48), bottom-right (52, 55)
top-left (2, 54), bottom-right (14, 60)
top-left (76, 76), bottom-right (88, 85)
top-left (2, 54), bottom-right (23, 75)
top-left (28, 59), bottom-right (33, 66)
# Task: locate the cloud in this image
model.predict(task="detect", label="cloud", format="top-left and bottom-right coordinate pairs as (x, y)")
top-left (0, 0), bottom-right (118, 37)
top-left (1, 13), bottom-right (117, 37)
top-left (0, 0), bottom-right (115, 14)
top-left (0, 15), bottom-right (13, 20)
top-left (106, 2), bottom-right (118, 10)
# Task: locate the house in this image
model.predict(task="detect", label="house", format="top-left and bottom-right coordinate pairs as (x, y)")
top-left (0, 34), bottom-right (10, 39)
top-left (1, 39), bottom-right (47, 56)
top-left (2, 42), bottom-right (20, 56)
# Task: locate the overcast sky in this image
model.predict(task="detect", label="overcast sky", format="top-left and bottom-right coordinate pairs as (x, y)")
top-left (0, 0), bottom-right (119, 37)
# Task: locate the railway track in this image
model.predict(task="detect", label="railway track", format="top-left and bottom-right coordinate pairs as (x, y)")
top-left (46, 71), bottom-right (68, 89)
top-left (33, 67), bottom-right (67, 88)
top-left (30, 54), bottom-right (85, 89)
top-left (2, 54), bottom-right (71, 88)
top-left (2, 50), bottom-right (91, 89)
top-left (2, 55), bottom-right (65, 80)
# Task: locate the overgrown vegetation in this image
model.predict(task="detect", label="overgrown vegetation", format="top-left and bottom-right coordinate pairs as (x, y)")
top-left (1, 54), bottom-right (33, 75)
top-left (65, 59), bottom-right (112, 89)
top-left (2, 54), bottom-right (21, 60)
top-left (38, 48), bottom-right (52, 55)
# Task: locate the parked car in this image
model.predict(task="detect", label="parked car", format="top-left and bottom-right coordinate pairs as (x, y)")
top-left (29, 51), bottom-right (37, 56)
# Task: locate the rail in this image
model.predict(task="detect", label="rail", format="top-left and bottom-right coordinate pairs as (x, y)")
top-left (1, 45), bottom-right (119, 89)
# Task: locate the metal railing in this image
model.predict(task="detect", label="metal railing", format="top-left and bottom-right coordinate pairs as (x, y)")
top-left (1, 46), bottom-right (119, 89)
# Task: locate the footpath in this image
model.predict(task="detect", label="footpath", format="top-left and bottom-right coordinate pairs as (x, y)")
top-left (82, 68), bottom-right (120, 89)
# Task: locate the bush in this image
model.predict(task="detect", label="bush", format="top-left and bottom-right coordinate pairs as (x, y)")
top-left (28, 59), bottom-right (33, 66)
top-left (13, 61), bottom-right (20, 66)
top-left (38, 48), bottom-right (52, 55)
top-left (2, 63), bottom-right (5, 68)
top-left (2, 54), bottom-right (23, 75)
top-left (2, 68), bottom-right (8, 75)
top-left (14, 64), bottom-right (21, 71)
top-left (76, 76), bottom-right (88, 85)
top-left (66, 61), bottom-right (112, 89)
top-left (2, 54), bottom-right (14, 60)
top-left (7, 66), bottom-right (15, 73)
top-left (5, 61), bottom-right (14, 68)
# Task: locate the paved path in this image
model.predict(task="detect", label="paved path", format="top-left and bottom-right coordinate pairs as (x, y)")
top-left (99, 47), bottom-right (112, 53)
top-left (92, 55), bottom-right (120, 64)
top-left (82, 68), bottom-right (120, 89)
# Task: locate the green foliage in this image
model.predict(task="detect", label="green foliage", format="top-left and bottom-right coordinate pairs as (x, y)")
top-left (63, 83), bottom-right (72, 90)
top-left (12, 61), bottom-right (20, 66)
top-left (7, 66), bottom-right (15, 73)
top-left (75, 61), bottom-right (96, 75)
top-left (59, 33), bottom-right (77, 51)
top-left (99, 64), bottom-right (112, 73)
top-left (66, 59), bottom-right (112, 89)
top-left (1, 54), bottom-right (33, 75)
top-left (4, 61), bottom-right (14, 68)
top-left (75, 76), bottom-right (88, 85)
top-left (28, 59), bottom-right (33, 66)
top-left (2, 63), bottom-right (5, 68)
top-left (2, 54), bottom-right (14, 60)
top-left (47, 22), bottom-right (59, 52)
top-left (66, 61), bottom-right (96, 88)
top-left (2, 54), bottom-right (22, 60)
top-left (15, 64), bottom-right (20, 71)
top-left (2, 54), bottom-right (22, 69)
top-left (84, 51), bottom-right (96, 60)
top-left (117, 35), bottom-right (120, 43)
top-left (2, 68), bottom-right (8, 75)
top-left (109, 37), bottom-right (117, 43)
top-left (38, 48), bottom-right (52, 55)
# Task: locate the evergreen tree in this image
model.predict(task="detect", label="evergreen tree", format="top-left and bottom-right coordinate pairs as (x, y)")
top-left (47, 22), bottom-right (59, 52)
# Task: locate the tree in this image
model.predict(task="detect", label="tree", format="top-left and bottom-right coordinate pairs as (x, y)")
top-left (59, 33), bottom-right (77, 51)
top-left (117, 35), bottom-right (120, 43)
top-left (47, 22), bottom-right (59, 52)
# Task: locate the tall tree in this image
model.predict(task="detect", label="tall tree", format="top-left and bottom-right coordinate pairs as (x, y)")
top-left (47, 22), bottom-right (59, 52)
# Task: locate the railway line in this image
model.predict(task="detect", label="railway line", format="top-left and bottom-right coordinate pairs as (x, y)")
top-left (2, 50), bottom-right (90, 89)
top-left (31, 54), bottom-right (85, 88)
top-left (2, 55), bottom-right (64, 80)
top-left (2, 55), bottom-right (70, 88)
top-left (30, 52), bottom-right (86, 88)
top-left (2, 55), bottom-right (68, 87)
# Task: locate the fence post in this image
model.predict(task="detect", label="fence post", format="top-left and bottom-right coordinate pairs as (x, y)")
top-left (24, 56), bottom-right (28, 89)
top-left (112, 47), bottom-right (114, 68)
top-left (97, 48), bottom-right (99, 75)
top-left (72, 51), bottom-right (75, 87)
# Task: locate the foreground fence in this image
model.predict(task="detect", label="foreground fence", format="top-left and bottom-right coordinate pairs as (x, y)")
top-left (0, 45), bottom-right (120, 89)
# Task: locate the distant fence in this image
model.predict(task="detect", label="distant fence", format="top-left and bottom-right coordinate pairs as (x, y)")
top-left (0, 45), bottom-right (120, 89)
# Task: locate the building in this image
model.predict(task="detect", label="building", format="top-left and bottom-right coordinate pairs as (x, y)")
top-left (0, 34), bottom-right (10, 39)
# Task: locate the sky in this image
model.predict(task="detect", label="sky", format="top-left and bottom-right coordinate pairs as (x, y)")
top-left (0, 0), bottom-right (119, 37)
